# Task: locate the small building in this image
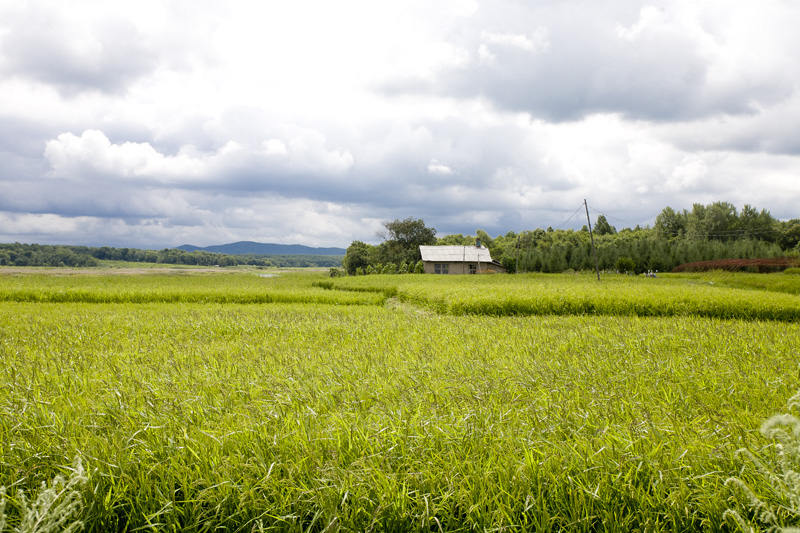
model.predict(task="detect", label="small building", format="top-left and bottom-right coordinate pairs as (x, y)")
top-left (419, 245), bottom-right (507, 275)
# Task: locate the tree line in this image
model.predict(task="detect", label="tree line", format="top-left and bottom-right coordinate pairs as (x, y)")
top-left (343, 203), bottom-right (800, 275)
top-left (0, 243), bottom-right (343, 269)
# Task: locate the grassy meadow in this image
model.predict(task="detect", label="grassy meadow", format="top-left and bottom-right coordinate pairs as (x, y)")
top-left (1, 269), bottom-right (799, 531)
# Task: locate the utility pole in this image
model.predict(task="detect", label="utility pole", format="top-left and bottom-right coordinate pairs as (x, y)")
top-left (585, 199), bottom-right (600, 281)
top-left (515, 236), bottom-right (519, 274)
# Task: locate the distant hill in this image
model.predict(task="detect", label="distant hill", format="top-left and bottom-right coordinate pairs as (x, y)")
top-left (176, 241), bottom-right (346, 256)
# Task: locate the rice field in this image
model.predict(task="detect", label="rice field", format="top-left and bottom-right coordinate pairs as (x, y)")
top-left (330, 271), bottom-right (800, 320)
top-left (0, 269), bottom-right (798, 531)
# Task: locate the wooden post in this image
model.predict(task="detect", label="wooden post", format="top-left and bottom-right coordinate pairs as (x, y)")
top-left (585, 199), bottom-right (600, 281)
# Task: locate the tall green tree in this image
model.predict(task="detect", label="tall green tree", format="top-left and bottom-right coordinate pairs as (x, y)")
top-left (594, 215), bottom-right (616, 235)
top-left (654, 206), bottom-right (687, 239)
top-left (704, 201), bottom-right (738, 240)
top-left (737, 204), bottom-right (778, 241)
top-left (376, 217), bottom-right (437, 265)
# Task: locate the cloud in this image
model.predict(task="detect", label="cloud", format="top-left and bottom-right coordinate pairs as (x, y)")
top-left (262, 139), bottom-right (288, 156)
top-left (1, 0), bottom-right (799, 249)
top-left (44, 130), bottom-right (205, 181)
top-left (404, 1), bottom-right (800, 122)
top-left (427, 159), bottom-right (454, 175)
top-left (0, 197), bottom-right (385, 249)
top-left (0, 1), bottom-right (158, 94)
top-left (43, 129), bottom-right (354, 186)
top-left (481, 29), bottom-right (550, 53)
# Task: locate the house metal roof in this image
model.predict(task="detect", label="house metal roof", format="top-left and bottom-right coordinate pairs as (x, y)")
top-left (419, 245), bottom-right (494, 263)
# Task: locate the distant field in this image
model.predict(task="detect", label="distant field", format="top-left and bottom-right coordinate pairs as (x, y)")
top-left (328, 271), bottom-right (800, 320)
top-left (0, 270), bottom-right (382, 305)
top-left (0, 270), bottom-right (798, 531)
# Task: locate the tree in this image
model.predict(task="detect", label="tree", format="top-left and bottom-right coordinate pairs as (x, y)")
top-left (779, 220), bottom-right (800, 251)
top-left (342, 241), bottom-right (372, 275)
top-left (704, 201), bottom-right (738, 240)
top-left (594, 215), bottom-right (616, 236)
top-left (654, 206), bottom-right (687, 240)
top-left (737, 204), bottom-right (778, 241)
top-left (686, 203), bottom-right (708, 239)
top-left (475, 229), bottom-right (494, 247)
top-left (376, 217), bottom-right (437, 265)
top-left (438, 234), bottom-right (474, 245)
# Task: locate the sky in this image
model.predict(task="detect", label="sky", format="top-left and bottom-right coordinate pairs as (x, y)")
top-left (1, 0), bottom-right (799, 249)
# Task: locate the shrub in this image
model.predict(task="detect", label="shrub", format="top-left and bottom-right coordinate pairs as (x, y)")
top-left (615, 256), bottom-right (636, 273)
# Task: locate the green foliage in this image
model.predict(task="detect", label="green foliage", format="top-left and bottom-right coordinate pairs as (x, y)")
top-left (655, 206), bottom-right (688, 239)
top-left (615, 256), bottom-right (636, 272)
top-left (594, 215), bottom-right (616, 235)
top-left (0, 244), bottom-right (100, 267)
top-left (779, 220), bottom-right (800, 251)
top-left (342, 240), bottom-right (371, 275)
top-left (376, 217), bottom-right (436, 266)
top-left (436, 233), bottom-right (474, 246)
top-left (425, 202), bottom-right (787, 274)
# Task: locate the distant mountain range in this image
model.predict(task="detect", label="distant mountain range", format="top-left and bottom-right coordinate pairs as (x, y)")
top-left (176, 241), bottom-right (346, 256)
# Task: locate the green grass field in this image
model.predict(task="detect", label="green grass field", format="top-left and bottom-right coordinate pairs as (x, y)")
top-left (0, 270), bottom-right (798, 531)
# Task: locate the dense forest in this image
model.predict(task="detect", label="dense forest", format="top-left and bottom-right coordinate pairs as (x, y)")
top-left (0, 243), bottom-right (343, 269)
top-left (491, 202), bottom-right (799, 273)
top-left (342, 203), bottom-right (800, 275)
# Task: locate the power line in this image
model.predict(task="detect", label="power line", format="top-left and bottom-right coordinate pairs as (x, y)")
top-left (587, 205), bottom-right (635, 227)
top-left (555, 204), bottom-right (586, 230)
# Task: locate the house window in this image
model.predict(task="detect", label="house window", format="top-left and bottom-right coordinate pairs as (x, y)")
top-left (434, 263), bottom-right (449, 274)
top-left (469, 264), bottom-right (477, 274)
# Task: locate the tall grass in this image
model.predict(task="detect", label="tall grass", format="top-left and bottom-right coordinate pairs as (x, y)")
top-left (1, 294), bottom-right (798, 530)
